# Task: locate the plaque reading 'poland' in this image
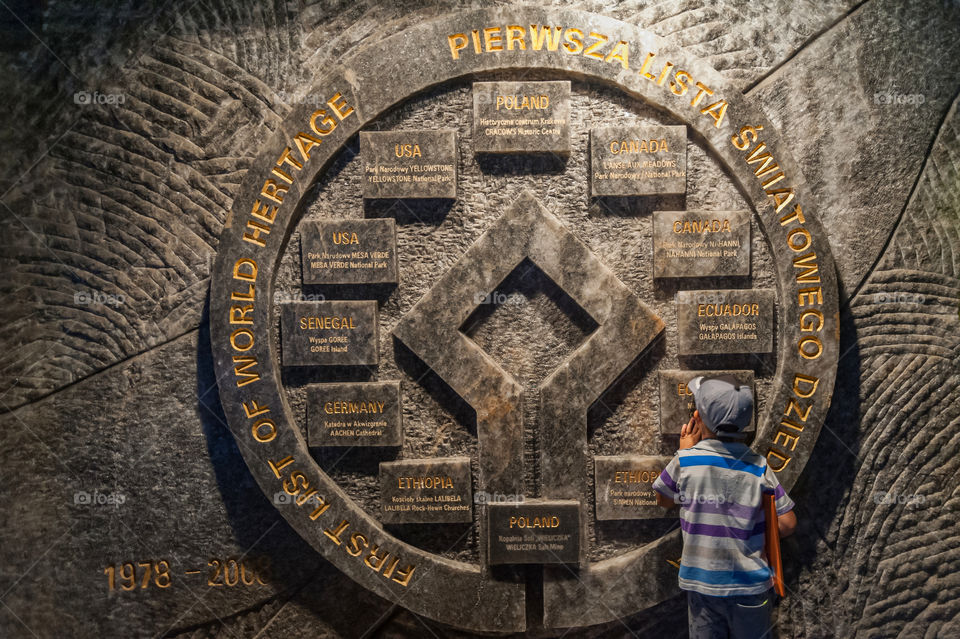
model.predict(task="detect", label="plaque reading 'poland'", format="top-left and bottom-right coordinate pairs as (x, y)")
top-left (360, 129), bottom-right (457, 199)
top-left (380, 457), bottom-right (473, 524)
top-left (307, 381), bottom-right (402, 447)
top-left (280, 301), bottom-right (379, 366)
top-left (594, 455), bottom-right (674, 520)
top-left (676, 289), bottom-right (774, 356)
top-left (487, 500), bottom-right (580, 565)
top-left (590, 125), bottom-right (686, 196)
top-left (472, 81), bottom-right (570, 155)
top-left (653, 210), bottom-right (750, 278)
top-left (300, 218), bottom-right (398, 285)
top-left (658, 369), bottom-right (755, 437)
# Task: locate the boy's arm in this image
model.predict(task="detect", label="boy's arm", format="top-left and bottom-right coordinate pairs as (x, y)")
top-left (778, 510), bottom-right (797, 538)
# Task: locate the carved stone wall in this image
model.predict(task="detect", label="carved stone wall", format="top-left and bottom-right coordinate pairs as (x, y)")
top-left (0, 1), bottom-right (957, 637)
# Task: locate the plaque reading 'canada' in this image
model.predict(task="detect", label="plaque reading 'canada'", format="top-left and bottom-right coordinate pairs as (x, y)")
top-left (487, 500), bottom-right (581, 565)
top-left (658, 369), bottom-right (755, 437)
top-left (301, 218), bottom-right (398, 285)
top-left (307, 381), bottom-right (402, 447)
top-left (380, 457), bottom-right (473, 524)
top-left (653, 210), bottom-right (750, 278)
top-left (472, 81), bottom-right (570, 155)
top-left (676, 289), bottom-right (774, 356)
top-left (590, 125), bottom-right (686, 196)
top-left (280, 300), bottom-right (379, 366)
top-left (360, 129), bottom-right (457, 199)
top-left (594, 455), bottom-right (673, 520)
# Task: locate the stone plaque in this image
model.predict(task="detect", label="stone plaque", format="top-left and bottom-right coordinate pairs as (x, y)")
top-left (594, 455), bottom-right (674, 520)
top-left (280, 300), bottom-right (379, 366)
top-left (307, 381), bottom-right (402, 447)
top-left (658, 369), bottom-right (755, 437)
top-left (676, 289), bottom-right (774, 356)
top-left (472, 81), bottom-right (570, 155)
top-left (360, 129), bottom-right (457, 199)
top-left (380, 457), bottom-right (473, 524)
top-left (487, 500), bottom-right (581, 565)
top-left (653, 210), bottom-right (751, 278)
top-left (300, 218), bottom-right (398, 285)
top-left (590, 125), bottom-right (686, 196)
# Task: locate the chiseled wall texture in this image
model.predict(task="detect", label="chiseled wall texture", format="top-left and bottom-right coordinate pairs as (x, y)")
top-left (0, 1), bottom-right (958, 637)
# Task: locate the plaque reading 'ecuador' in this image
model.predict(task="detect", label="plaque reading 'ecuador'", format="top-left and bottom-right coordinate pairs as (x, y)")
top-left (590, 125), bottom-right (686, 196)
top-left (676, 289), bottom-right (774, 356)
top-left (307, 381), bottom-right (402, 447)
top-left (280, 300), bottom-right (379, 366)
top-left (594, 455), bottom-right (673, 520)
top-left (360, 130), bottom-right (457, 199)
top-left (653, 210), bottom-right (750, 278)
top-left (380, 457), bottom-right (472, 524)
top-left (658, 369), bottom-right (755, 437)
top-left (487, 500), bottom-right (581, 565)
top-left (300, 218), bottom-right (398, 285)
top-left (472, 81), bottom-right (570, 155)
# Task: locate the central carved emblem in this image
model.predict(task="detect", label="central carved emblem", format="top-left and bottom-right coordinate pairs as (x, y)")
top-left (393, 189), bottom-right (665, 565)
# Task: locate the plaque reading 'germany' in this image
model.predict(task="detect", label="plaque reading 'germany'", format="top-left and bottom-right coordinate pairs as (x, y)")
top-left (307, 381), bottom-right (402, 447)
top-left (653, 210), bottom-right (750, 278)
top-left (360, 129), bottom-right (457, 199)
top-left (280, 300), bottom-right (379, 366)
top-left (487, 500), bottom-right (581, 565)
top-left (594, 455), bottom-right (674, 520)
top-left (380, 457), bottom-right (472, 524)
top-left (658, 369), bottom-right (755, 437)
top-left (300, 218), bottom-right (398, 285)
top-left (472, 81), bottom-right (570, 155)
top-left (676, 289), bottom-right (774, 356)
top-left (590, 125), bottom-right (686, 196)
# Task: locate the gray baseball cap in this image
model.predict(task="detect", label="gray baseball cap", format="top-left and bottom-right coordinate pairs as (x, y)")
top-left (688, 375), bottom-right (753, 437)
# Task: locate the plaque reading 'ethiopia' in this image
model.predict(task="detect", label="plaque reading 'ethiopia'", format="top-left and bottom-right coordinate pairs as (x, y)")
top-left (487, 500), bottom-right (581, 565)
top-left (676, 289), bottom-right (774, 356)
top-left (594, 455), bottom-right (673, 520)
top-left (658, 369), bottom-right (755, 437)
top-left (590, 125), bottom-right (686, 196)
top-left (360, 130), bottom-right (457, 199)
top-left (472, 81), bottom-right (570, 155)
top-left (653, 210), bottom-right (750, 278)
top-left (380, 457), bottom-right (472, 524)
top-left (307, 381), bottom-right (402, 447)
top-left (280, 300), bottom-right (379, 366)
top-left (300, 218), bottom-right (398, 285)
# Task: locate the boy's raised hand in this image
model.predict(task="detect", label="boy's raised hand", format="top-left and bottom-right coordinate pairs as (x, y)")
top-left (679, 414), bottom-right (702, 450)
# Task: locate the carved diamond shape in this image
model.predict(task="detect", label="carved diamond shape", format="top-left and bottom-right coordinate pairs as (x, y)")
top-left (393, 190), bottom-right (664, 511)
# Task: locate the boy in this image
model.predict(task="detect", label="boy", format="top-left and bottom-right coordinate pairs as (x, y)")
top-left (653, 375), bottom-right (797, 639)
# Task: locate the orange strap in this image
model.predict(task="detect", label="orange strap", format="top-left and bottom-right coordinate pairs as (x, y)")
top-left (763, 493), bottom-right (785, 597)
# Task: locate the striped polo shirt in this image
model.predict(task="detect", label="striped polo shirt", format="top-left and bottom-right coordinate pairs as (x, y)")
top-left (652, 439), bottom-right (795, 596)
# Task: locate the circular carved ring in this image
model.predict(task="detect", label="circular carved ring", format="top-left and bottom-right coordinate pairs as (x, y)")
top-left (210, 7), bottom-right (839, 632)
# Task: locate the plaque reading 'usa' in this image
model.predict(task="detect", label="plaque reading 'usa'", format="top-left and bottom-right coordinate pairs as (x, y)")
top-left (301, 218), bottom-right (398, 285)
top-left (360, 129), bottom-right (457, 199)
